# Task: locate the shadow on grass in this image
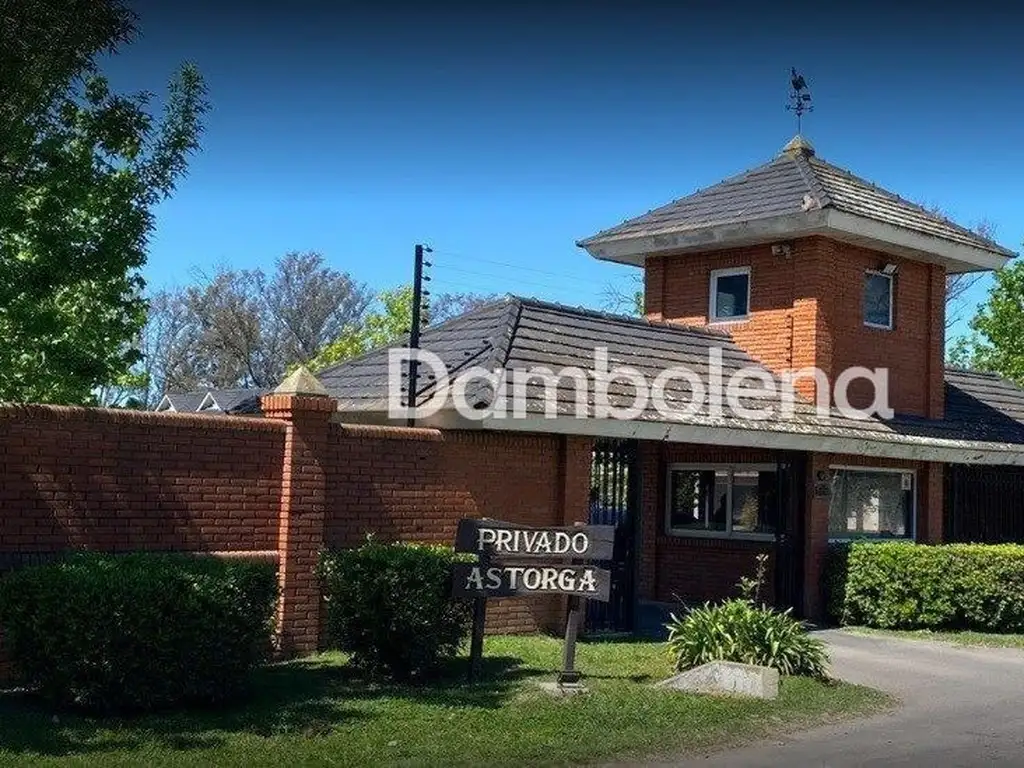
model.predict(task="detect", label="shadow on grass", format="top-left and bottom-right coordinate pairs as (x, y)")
top-left (0, 653), bottom-right (531, 759)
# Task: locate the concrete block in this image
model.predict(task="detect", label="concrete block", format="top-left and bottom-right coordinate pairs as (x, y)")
top-left (656, 661), bottom-right (779, 699)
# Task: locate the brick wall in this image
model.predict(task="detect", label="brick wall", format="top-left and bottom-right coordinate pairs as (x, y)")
top-left (0, 405), bottom-right (284, 556)
top-left (325, 426), bottom-right (592, 634)
top-left (637, 442), bottom-right (778, 608)
top-left (0, 403), bottom-right (592, 681)
top-left (802, 452), bottom-right (943, 619)
top-left (646, 235), bottom-right (946, 418)
top-left (636, 439), bottom-right (944, 619)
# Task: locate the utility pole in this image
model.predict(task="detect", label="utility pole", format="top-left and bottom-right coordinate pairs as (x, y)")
top-left (407, 243), bottom-right (432, 426)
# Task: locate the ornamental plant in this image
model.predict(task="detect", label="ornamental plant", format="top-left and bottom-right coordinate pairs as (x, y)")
top-left (666, 554), bottom-right (830, 679)
top-left (0, 553), bottom-right (277, 712)
top-left (318, 538), bottom-right (472, 681)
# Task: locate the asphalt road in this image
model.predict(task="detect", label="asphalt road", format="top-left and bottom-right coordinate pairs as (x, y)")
top-left (664, 629), bottom-right (1024, 767)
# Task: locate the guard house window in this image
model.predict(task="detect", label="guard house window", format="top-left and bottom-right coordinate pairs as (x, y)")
top-left (709, 267), bottom-right (750, 321)
top-left (863, 271), bottom-right (893, 329)
top-left (666, 464), bottom-right (778, 538)
top-left (828, 468), bottom-right (914, 540)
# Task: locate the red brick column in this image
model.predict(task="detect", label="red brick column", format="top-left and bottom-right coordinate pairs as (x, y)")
top-left (260, 390), bottom-right (335, 656)
top-left (920, 462), bottom-right (944, 543)
top-left (803, 453), bottom-right (831, 620)
top-left (560, 436), bottom-right (595, 526)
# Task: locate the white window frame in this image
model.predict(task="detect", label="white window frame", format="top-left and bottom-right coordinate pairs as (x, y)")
top-left (863, 270), bottom-right (894, 330)
top-left (827, 465), bottom-right (916, 542)
top-left (708, 266), bottom-right (751, 323)
top-left (664, 462), bottom-right (776, 541)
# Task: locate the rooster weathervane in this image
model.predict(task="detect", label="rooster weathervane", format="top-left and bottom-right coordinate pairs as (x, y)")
top-left (786, 68), bottom-right (813, 133)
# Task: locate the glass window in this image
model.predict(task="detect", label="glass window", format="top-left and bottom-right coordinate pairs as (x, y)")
top-left (710, 268), bottom-right (750, 320)
top-left (864, 272), bottom-right (893, 328)
top-left (667, 465), bottom-right (777, 537)
top-left (828, 469), bottom-right (914, 540)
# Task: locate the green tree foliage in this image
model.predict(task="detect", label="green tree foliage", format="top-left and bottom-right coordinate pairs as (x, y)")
top-left (948, 260), bottom-right (1024, 382)
top-left (0, 0), bottom-right (207, 404)
top-left (306, 286), bottom-right (495, 372)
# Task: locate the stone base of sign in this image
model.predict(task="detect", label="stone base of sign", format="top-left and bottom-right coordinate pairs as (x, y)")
top-left (656, 661), bottom-right (779, 700)
top-left (537, 681), bottom-right (590, 697)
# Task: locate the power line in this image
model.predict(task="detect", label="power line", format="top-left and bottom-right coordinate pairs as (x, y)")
top-left (432, 249), bottom-right (612, 287)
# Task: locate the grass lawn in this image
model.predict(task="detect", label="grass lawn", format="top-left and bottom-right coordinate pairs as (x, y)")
top-left (848, 626), bottom-right (1024, 650)
top-left (0, 636), bottom-right (890, 767)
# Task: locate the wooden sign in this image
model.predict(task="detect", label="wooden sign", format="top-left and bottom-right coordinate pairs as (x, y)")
top-left (454, 518), bottom-right (615, 561)
top-left (452, 562), bottom-right (611, 601)
top-left (452, 517), bottom-right (615, 685)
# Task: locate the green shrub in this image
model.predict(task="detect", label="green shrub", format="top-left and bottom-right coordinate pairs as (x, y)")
top-left (318, 539), bottom-right (472, 680)
top-left (666, 554), bottom-right (830, 679)
top-left (0, 553), bottom-right (277, 713)
top-left (829, 542), bottom-right (1024, 632)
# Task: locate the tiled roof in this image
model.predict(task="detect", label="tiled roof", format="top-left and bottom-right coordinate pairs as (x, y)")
top-left (154, 387), bottom-right (264, 415)
top-left (578, 139), bottom-right (1014, 258)
top-left (317, 296), bottom-right (1024, 460)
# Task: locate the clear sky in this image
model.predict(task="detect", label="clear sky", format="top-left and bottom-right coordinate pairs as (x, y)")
top-left (105, 1), bottom-right (1023, 343)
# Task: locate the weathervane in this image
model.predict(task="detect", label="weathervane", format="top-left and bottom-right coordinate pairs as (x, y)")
top-left (786, 67), bottom-right (813, 133)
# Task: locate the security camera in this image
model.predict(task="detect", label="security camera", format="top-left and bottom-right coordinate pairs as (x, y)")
top-left (771, 243), bottom-right (792, 258)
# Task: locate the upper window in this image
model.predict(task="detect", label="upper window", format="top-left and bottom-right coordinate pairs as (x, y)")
top-left (863, 271), bottom-right (893, 329)
top-left (828, 468), bottom-right (914, 540)
top-left (709, 267), bottom-right (750, 322)
top-left (666, 464), bottom-right (778, 538)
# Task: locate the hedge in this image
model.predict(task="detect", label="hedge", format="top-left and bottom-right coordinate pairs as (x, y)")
top-left (0, 553), bottom-right (278, 712)
top-left (827, 542), bottom-right (1024, 632)
top-left (319, 539), bottom-right (472, 680)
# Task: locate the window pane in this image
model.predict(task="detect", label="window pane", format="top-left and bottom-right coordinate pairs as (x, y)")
top-left (708, 470), bottom-right (729, 531)
top-left (828, 470), bottom-right (912, 539)
top-left (731, 470), bottom-right (778, 534)
top-left (864, 273), bottom-right (892, 327)
top-left (669, 470), bottom-right (713, 531)
top-left (714, 273), bottom-right (749, 318)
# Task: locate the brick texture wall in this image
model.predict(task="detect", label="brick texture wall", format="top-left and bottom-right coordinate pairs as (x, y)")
top-left (802, 452), bottom-right (943, 618)
top-left (637, 440), bottom-right (943, 619)
top-left (325, 426), bottom-right (592, 634)
top-left (0, 403), bottom-right (593, 681)
top-left (637, 442), bottom-right (778, 608)
top-left (646, 236), bottom-right (946, 418)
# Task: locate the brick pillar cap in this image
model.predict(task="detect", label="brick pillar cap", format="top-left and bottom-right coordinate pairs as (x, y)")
top-left (274, 366), bottom-right (330, 397)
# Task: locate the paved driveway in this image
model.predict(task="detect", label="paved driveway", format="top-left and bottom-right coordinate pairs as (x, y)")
top-left (665, 629), bottom-right (1024, 767)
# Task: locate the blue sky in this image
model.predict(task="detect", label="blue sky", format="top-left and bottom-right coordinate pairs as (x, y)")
top-left (107, 1), bottom-right (1023, 343)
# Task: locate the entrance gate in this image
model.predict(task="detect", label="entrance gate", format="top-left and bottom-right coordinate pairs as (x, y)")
top-left (585, 439), bottom-right (638, 633)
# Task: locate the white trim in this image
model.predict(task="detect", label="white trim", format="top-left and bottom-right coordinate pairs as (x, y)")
top-left (863, 270), bottom-right (894, 330)
top-left (708, 266), bottom-right (751, 322)
top-left (577, 209), bottom-right (1013, 274)
top-left (462, 413), bottom-right (1024, 466)
top-left (826, 465), bottom-right (917, 542)
top-left (155, 395), bottom-right (175, 412)
top-left (197, 392), bottom-right (221, 412)
top-left (665, 462), bottom-right (778, 539)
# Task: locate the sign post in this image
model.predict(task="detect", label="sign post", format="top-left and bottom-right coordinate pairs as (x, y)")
top-left (452, 518), bottom-right (613, 689)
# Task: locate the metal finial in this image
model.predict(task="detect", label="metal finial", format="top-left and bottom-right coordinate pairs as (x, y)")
top-left (785, 67), bottom-right (813, 133)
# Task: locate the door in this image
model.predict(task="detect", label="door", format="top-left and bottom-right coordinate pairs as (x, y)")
top-left (585, 439), bottom-right (638, 633)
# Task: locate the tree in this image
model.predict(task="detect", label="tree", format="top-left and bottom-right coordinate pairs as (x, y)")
top-left (306, 287), bottom-right (497, 372)
top-left (0, 0), bottom-right (208, 404)
top-left (602, 274), bottom-right (644, 316)
top-left (133, 252), bottom-right (373, 402)
top-left (948, 259), bottom-right (1024, 382)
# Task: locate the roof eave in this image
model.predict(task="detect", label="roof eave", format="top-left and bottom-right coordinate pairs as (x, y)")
top-left (579, 209), bottom-right (1013, 273)
top-left (825, 210), bottom-right (1013, 273)
top-left (578, 211), bottom-right (828, 266)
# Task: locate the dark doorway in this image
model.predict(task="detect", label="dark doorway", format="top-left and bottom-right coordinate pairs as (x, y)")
top-left (946, 464), bottom-right (1024, 543)
top-left (773, 453), bottom-right (806, 617)
top-left (585, 439), bottom-right (638, 633)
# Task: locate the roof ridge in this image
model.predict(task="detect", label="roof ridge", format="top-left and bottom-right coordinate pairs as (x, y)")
top-left (808, 155), bottom-right (1009, 253)
top-left (577, 155), bottom-right (789, 246)
top-left (788, 151), bottom-right (833, 209)
top-left (510, 294), bottom-right (733, 341)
